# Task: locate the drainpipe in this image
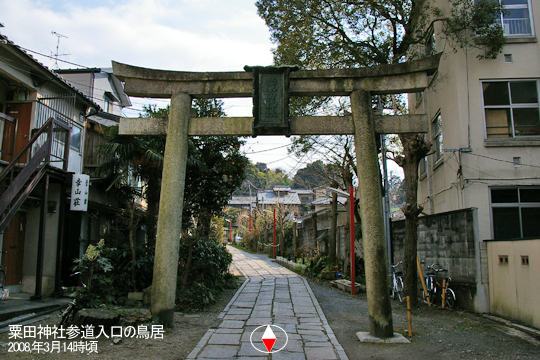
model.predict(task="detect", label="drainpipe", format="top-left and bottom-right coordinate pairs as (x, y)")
top-left (422, 94), bottom-right (433, 214)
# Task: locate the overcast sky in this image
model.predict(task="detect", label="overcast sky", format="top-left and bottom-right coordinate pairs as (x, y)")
top-left (0, 0), bottom-right (402, 178)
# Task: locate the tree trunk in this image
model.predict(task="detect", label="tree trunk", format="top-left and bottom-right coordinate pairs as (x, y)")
top-left (264, 222), bottom-right (268, 246)
top-left (402, 160), bottom-right (420, 306)
top-left (279, 226), bottom-right (285, 256)
top-left (145, 176), bottom-right (161, 247)
top-left (329, 191), bottom-right (338, 264)
top-left (396, 133), bottom-right (430, 307)
top-left (278, 209), bottom-right (285, 256)
top-left (311, 213), bottom-right (318, 253)
top-left (87, 264), bottom-right (94, 291)
top-left (128, 201), bottom-right (137, 292)
top-left (342, 171), bottom-right (353, 277)
top-left (198, 212), bottom-right (212, 238)
top-left (293, 222), bottom-right (298, 257)
top-left (181, 237), bottom-right (198, 289)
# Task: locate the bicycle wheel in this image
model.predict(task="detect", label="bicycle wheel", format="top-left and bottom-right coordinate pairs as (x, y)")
top-left (423, 289), bottom-right (435, 305)
top-left (391, 278), bottom-right (397, 300)
top-left (59, 304), bottom-right (75, 327)
top-left (445, 288), bottom-right (456, 308)
top-left (396, 277), bottom-right (404, 303)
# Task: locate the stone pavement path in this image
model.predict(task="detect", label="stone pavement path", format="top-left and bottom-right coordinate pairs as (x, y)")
top-left (187, 246), bottom-right (348, 360)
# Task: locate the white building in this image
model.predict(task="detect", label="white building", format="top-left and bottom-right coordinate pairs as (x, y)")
top-left (410, 0), bottom-right (539, 320)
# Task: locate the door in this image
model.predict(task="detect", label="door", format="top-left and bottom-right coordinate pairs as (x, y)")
top-left (62, 212), bottom-right (81, 287)
top-left (3, 103), bottom-right (32, 163)
top-left (1, 211), bottom-right (26, 285)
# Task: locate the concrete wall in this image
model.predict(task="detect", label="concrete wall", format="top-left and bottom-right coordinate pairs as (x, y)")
top-left (296, 209), bottom-right (363, 264)
top-left (487, 239), bottom-right (540, 330)
top-left (391, 208), bottom-right (489, 312)
top-left (21, 183), bottom-right (62, 295)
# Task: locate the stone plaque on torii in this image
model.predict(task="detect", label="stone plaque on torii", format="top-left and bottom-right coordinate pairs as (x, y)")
top-left (113, 53), bottom-right (441, 338)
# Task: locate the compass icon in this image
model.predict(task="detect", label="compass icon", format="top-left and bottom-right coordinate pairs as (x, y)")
top-left (250, 324), bottom-right (289, 353)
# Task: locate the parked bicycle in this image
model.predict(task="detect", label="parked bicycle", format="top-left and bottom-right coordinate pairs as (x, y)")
top-left (58, 272), bottom-right (85, 327)
top-left (423, 263), bottom-right (456, 308)
top-left (391, 261), bottom-right (404, 302)
top-left (0, 265), bottom-right (6, 300)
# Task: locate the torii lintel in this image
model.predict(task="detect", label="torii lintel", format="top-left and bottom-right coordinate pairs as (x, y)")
top-left (112, 53), bottom-right (441, 98)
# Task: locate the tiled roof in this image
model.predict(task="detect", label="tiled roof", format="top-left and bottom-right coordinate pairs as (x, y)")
top-left (0, 34), bottom-right (99, 109)
top-left (292, 189), bottom-right (314, 195)
top-left (229, 196), bottom-right (256, 206)
top-left (310, 196), bottom-right (348, 205)
top-left (258, 191), bottom-right (301, 205)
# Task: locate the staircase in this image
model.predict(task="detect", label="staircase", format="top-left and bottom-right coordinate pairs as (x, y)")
top-left (0, 117), bottom-right (71, 233)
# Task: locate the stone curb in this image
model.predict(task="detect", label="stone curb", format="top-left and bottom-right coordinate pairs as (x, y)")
top-left (218, 263), bottom-right (250, 320)
top-left (301, 275), bottom-right (349, 360)
top-left (483, 314), bottom-right (540, 339)
top-left (186, 329), bottom-right (215, 359)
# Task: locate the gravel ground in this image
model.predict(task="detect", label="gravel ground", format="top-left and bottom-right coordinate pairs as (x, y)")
top-left (308, 278), bottom-right (540, 360)
top-left (0, 286), bottom-right (239, 360)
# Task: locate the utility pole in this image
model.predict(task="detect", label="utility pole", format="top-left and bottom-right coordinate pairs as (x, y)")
top-left (381, 135), bottom-right (393, 282)
top-left (51, 31), bottom-right (70, 69)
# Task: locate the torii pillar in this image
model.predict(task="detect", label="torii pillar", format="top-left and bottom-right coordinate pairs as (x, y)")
top-left (113, 53), bottom-right (441, 333)
top-left (149, 92), bottom-right (191, 325)
top-left (351, 90), bottom-right (393, 337)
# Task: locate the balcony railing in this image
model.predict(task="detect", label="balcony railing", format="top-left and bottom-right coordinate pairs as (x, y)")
top-left (503, 18), bottom-right (532, 36)
top-left (0, 117), bottom-right (71, 232)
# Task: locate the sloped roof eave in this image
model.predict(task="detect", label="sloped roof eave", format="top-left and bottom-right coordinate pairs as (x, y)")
top-left (1, 34), bottom-right (100, 110)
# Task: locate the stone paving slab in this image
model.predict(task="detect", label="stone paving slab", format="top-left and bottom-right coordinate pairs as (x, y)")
top-left (305, 346), bottom-right (338, 360)
top-left (207, 333), bottom-right (241, 345)
top-left (187, 247), bottom-right (348, 359)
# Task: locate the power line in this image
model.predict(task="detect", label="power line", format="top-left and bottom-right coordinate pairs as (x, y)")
top-left (244, 144), bottom-right (290, 154)
top-left (266, 155), bottom-right (293, 165)
top-left (18, 46), bottom-right (91, 69)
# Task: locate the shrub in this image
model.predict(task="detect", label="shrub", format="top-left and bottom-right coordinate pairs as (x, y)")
top-left (72, 240), bottom-right (115, 308)
top-left (175, 235), bottom-right (235, 311)
top-left (104, 243), bottom-right (155, 294)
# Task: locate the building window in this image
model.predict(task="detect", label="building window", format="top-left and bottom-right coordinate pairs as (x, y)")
top-left (419, 156), bottom-right (427, 176)
top-left (482, 80), bottom-right (540, 138)
top-left (495, 0), bottom-right (533, 36)
top-left (71, 125), bottom-right (82, 152)
top-left (431, 112), bottom-right (443, 163)
top-left (491, 187), bottom-right (540, 240)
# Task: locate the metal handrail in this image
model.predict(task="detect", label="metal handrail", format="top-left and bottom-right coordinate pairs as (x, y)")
top-left (0, 117), bottom-right (71, 232)
top-left (0, 117), bottom-right (70, 182)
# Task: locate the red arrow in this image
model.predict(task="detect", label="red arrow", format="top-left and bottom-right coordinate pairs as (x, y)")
top-left (262, 338), bottom-right (276, 352)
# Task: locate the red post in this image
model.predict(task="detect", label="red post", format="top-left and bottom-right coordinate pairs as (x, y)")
top-left (229, 220), bottom-right (232, 244)
top-left (273, 209), bottom-right (276, 259)
top-left (350, 186), bottom-right (356, 295)
top-left (249, 214), bottom-right (252, 250)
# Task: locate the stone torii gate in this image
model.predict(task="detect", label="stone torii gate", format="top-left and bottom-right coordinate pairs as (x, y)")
top-left (113, 54), bottom-right (440, 338)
